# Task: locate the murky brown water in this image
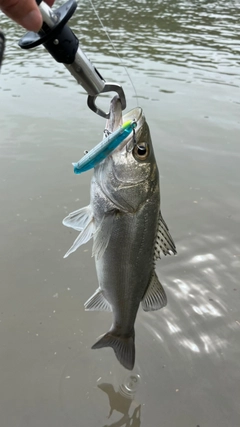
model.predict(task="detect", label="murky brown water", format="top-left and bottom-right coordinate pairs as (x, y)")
top-left (0, 1), bottom-right (240, 426)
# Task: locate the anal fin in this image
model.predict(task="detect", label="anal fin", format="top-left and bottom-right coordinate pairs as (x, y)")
top-left (84, 288), bottom-right (112, 311)
top-left (141, 271), bottom-right (167, 311)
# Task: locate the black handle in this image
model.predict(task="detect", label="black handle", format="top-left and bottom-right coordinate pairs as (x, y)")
top-left (0, 31), bottom-right (5, 70)
top-left (19, 0), bottom-right (79, 64)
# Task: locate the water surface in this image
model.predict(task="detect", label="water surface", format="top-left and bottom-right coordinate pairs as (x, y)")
top-left (0, 1), bottom-right (240, 426)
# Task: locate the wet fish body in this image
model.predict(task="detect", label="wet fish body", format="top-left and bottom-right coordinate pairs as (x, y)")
top-left (63, 99), bottom-right (176, 370)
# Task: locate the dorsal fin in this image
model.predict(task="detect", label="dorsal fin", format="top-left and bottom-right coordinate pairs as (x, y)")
top-left (154, 212), bottom-right (177, 260)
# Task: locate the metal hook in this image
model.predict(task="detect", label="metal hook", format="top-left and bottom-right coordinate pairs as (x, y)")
top-left (126, 119), bottom-right (137, 153)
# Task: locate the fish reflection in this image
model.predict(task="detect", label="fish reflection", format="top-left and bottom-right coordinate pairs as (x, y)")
top-left (98, 378), bottom-right (141, 427)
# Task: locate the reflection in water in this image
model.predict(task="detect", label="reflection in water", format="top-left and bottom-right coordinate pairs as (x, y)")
top-left (0, 1), bottom-right (240, 426)
top-left (98, 376), bottom-right (141, 427)
top-left (141, 231), bottom-right (239, 366)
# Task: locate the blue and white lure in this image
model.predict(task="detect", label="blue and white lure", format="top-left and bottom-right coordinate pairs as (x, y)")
top-left (72, 119), bottom-right (137, 174)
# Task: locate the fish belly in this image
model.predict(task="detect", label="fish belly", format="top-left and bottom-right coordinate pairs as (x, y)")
top-left (95, 196), bottom-right (159, 334)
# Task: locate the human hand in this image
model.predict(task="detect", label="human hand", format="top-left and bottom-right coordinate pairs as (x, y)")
top-left (0, 0), bottom-right (55, 32)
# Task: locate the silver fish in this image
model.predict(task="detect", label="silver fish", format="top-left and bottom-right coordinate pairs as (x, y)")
top-left (63, 97), bottom-right (176, 370)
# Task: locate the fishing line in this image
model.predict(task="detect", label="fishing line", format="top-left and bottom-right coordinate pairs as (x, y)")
top-left (88, 0), bottom-right (139, 107)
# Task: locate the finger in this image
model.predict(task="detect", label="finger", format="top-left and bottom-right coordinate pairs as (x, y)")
top-left (0, 0), bottom-right (43, 31)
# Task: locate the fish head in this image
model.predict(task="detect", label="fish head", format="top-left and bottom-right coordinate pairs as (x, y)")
top-left (94, 106), bottom-right (159, 212)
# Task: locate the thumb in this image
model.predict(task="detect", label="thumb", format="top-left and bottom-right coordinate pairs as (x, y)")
top-left (0, 0), bottom-right (42, 32)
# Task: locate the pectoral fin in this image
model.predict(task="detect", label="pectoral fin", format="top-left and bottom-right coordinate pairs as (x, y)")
top-left (154, 212), bottom-right (177, 260)
top-left (62, 205), bottom-right (92, 231)
top-left (84, 288), bottom-right (112, 311)
top-left (63, 216), bottom-right (95, 258)
top-left (92, 213), bottom-right (115, 260)
top-left (141, 272), bottom-right (167, 311)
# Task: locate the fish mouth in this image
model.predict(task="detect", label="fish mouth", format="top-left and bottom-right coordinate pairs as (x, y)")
top-left (105, 95), bottom-right (123, 133)
top-left (105, 100), bottom-right (144, 156)
top-left (105, 97), bottom-right (144, 145)
top-left (119, 106), bottom-right (144, 151)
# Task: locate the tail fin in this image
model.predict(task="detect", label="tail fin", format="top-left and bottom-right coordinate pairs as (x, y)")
top-left (91, 330), bottom-right (135, 371)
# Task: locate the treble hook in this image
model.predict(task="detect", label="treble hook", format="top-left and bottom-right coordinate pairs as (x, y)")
top-left (126, 119), bottom-right (137, 152)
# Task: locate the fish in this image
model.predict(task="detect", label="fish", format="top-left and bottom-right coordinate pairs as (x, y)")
top-left (63, 96), bottom-right (176, 370)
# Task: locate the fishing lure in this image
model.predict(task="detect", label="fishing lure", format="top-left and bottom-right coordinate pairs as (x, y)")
top-left (73, 119), bottom-right (137, 174)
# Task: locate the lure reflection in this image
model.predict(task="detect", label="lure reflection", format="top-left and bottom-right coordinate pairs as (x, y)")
top-left (98, 375), bottom-right (141, 427)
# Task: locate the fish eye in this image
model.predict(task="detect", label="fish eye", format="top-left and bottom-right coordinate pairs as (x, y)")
top-left (133, 142), bottom-right (149, 161)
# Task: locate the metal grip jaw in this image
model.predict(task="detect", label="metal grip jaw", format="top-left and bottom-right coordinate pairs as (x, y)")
top-left (18, 0), bottom-right (126, 118)
top-left (88, 83), bottom-right (127, 119)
